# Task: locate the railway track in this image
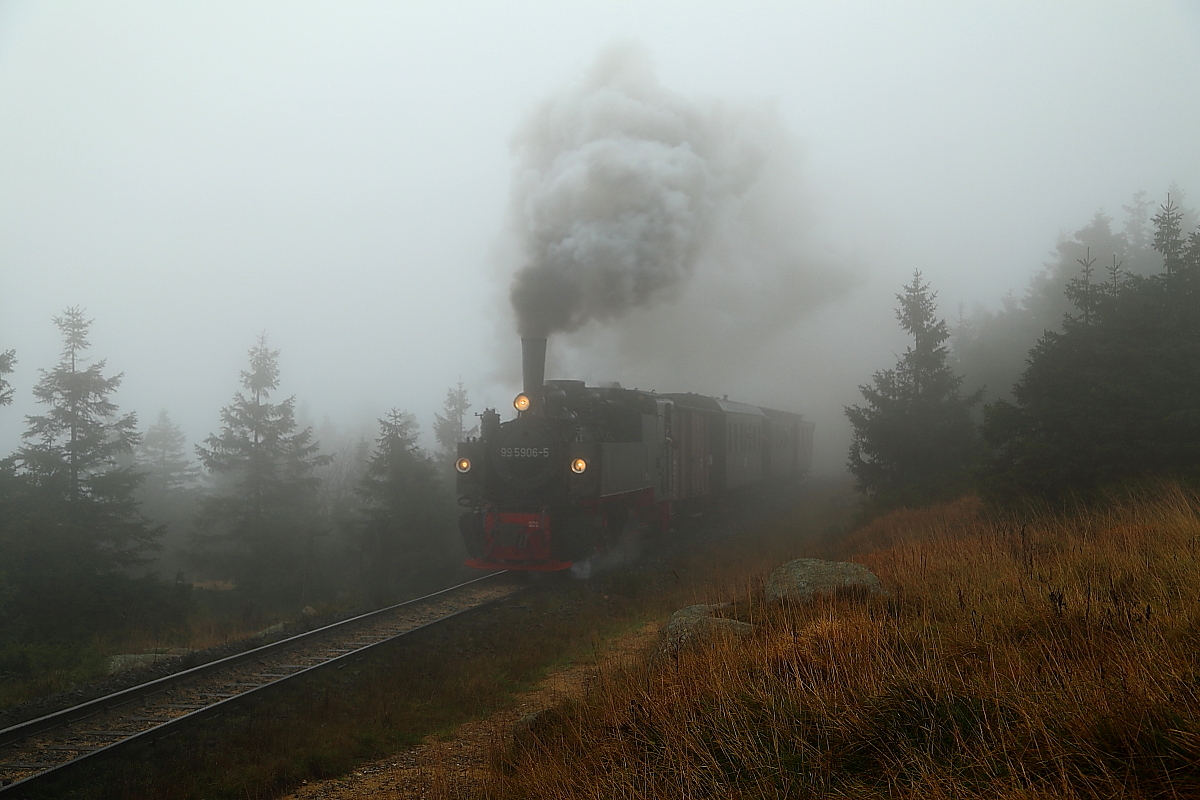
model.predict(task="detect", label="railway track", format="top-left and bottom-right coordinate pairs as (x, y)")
top-left (0, 571), bottom-right (525, 795)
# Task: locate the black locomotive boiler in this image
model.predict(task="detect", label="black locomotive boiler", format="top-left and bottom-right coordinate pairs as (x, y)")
top-left (454, 338), bottom-right (814, 571)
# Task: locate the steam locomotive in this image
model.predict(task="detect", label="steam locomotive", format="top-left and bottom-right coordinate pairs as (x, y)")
top-left (455, 338), bottom-right (814, 571)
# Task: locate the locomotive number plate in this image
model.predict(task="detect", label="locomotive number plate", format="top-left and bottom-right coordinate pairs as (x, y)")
top-left (499, 447), bottom-right (551, 458)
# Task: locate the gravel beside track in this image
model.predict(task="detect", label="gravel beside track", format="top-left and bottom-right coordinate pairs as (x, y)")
top-left (0, 572), bottom-right (525, 793)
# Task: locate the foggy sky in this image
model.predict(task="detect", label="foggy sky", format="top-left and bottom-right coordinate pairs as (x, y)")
top-left (2, 1), bottom-right (1198, 474)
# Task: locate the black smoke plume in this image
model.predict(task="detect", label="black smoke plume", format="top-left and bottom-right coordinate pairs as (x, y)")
top-left (509, 43), bottom-right (773, 338)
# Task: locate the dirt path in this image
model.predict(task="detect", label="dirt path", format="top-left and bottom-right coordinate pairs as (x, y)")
top-left (280, 620), bottom-right (661, 800)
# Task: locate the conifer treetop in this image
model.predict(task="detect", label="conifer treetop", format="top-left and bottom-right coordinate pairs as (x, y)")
top-left (241, 333), bottom-right (280, 401)
top-left (0, 348), bottom-right (15, 406)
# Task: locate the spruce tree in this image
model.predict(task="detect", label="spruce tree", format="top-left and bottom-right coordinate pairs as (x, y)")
top-left (433, 381), bottom-right (478, 465)
top-left (16, 308), bottom-right (153, 565)
top-left (357, 410), bottom-right (448, 603)
top-left (1153, 196), bottom-right (1187, 277)
top-left (138, 410), bottom-right (201, 495)
top-left (193, 335), bottom-right (330, 605)
top-left (1122, 190), bottom-right (1153, 258)
top-left (20, 309), bottom-right (140, 498)
top-left (0, 348), bottom-right (15, 630)
top-left (313, 430), bottom-right (371, 536)
top-left (136, 410), bottom-right (202, 576)
top-left (0, 348), bottom-right (14, 407)
top-left (847, 272), bottom-right (982, 511)
top-left (4, 309), bottom-right (161, 640)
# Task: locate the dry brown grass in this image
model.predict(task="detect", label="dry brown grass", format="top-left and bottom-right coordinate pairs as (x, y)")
top-left (487, 488), bottom-right (1200, 799)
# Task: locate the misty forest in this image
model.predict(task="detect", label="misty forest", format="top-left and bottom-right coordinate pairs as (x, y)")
top-left (850, 190), bottom-right (1200, 513)
top-left (0, 325), bottom-right (475, 697)
top-left (1, 184), bottom-right (1195, 703)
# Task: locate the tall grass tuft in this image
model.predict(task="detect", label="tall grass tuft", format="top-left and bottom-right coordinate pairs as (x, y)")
top-left (488, 487), bottom-right (1200, 798)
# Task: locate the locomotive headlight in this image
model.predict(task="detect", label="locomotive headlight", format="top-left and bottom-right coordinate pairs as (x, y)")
top-left (455, 457), bottom-right (472, 474)
top-left (513, 393), bottom-right (532, 412)
top-left (570, 457), bottom-right (588, 474)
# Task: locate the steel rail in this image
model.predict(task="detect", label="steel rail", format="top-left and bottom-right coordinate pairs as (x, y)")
top-left (0, 570), bottom-right (522, 795)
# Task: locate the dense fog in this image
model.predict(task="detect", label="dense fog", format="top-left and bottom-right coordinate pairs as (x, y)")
top-left (2, 1), bottom-right (1199, 474)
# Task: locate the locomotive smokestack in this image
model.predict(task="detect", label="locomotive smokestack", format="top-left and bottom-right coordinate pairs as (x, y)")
top-left (521, 337), bottom-right (547, 413)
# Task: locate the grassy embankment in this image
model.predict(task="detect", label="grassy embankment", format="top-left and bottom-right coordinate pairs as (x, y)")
top-left (491, 487), bottom-right (1200, 799)
top-left (33, 480), bottom-right (854, 799)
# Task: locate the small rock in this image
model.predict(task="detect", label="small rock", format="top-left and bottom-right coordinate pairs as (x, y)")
top-left (107, 653), bottom-right (161, 674)
top-left (765, 558), bottom-right (885, 603)
top-left (656, 604), bottom-right (754, 658)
